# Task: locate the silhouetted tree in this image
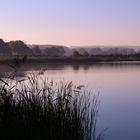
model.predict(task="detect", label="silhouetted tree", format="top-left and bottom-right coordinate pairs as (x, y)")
top-left (8, 40), bottom-right (33, 55)
top-left (32, 45), bottom-right (42, 55)
top-left (44, 46), bottom-right (65, 57)
top-left (0, 39), bottom-right (12, 55)
top-left (72, 51), bottom-right (81, 57)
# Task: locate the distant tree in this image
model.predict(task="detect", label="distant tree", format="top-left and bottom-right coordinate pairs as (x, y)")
top-left (72, 51), bottom-right (81, 57)
top-left (0, 38), bottom-right (12, 55)
top-left (83, 50), bottom-right (89, 57)
top-left (8, 40), bottom-right (33, 55)
top-left (137, 50), bottom-right (140, 54)
top-left (44, 46), bottom-right (65, 57)
top-left (90, 48), bottom-right (103, 55)
top-left (32, 45), bottom-right (42, 55)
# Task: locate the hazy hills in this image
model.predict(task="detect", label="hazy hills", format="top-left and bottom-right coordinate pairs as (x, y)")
top-left (0, 38), bottom-right (140, 56)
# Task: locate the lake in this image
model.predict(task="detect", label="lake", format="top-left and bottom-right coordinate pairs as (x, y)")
top-left (0, 62), bottom-right (140, 140)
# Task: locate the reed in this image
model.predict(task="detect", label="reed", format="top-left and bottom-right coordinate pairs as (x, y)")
top-left (0, 73), bottom-right (101, 140)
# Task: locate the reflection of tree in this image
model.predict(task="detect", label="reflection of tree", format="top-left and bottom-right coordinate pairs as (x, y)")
top-left (72, 64), bottom-right (90, 72)
top-left (72, 65), bottom-right (80, 71)
top-left (83, 65), bottom-right (90, 71)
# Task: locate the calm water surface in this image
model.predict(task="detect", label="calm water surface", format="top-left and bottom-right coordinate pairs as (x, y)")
top-left (0, 62), bottom-right (140, 140)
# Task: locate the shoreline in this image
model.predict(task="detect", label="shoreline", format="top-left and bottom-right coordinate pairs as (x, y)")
top-left (0, 55), bottom-right (140, 65)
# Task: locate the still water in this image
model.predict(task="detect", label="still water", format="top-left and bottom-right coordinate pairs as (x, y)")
top-left (0, 62), bottom-right (140, 140)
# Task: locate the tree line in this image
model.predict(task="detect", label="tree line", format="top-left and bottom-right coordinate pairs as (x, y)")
top-left (0, 38), bottom-right (140, 57)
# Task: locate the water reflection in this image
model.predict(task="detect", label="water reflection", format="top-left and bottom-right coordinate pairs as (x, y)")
top-left (0, 62), bottom-right (140, 140)
top-left (1, 61), bottom-right (140, 73)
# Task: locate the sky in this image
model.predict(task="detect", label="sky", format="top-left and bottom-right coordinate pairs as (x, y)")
top-left (0, 0), bottom-right (140, 47)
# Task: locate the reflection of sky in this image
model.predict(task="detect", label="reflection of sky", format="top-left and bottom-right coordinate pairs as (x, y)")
top-left (26, 64), bottom-right (140, 140)
top-left (42, 64), bottom-right (140, 140)
top-left (1, 63), bottom-right (140, 139)
top-left (0, 0), bottom-right (140, 46)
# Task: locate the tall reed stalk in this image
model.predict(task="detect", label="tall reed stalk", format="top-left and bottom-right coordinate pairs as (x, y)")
top-left (0, 72), bottom-right (101, 140)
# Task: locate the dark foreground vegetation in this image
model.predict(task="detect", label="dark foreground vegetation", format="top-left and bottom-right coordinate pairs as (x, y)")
top-left (0, 72), bottom-right (101, 140)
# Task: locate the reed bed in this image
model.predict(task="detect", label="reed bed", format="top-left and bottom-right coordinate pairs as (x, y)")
top-left (0, 72), bottom-right (101, 140)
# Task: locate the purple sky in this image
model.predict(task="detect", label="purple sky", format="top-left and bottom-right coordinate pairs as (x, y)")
top-left (0, 0), bottom-right (140, 47)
